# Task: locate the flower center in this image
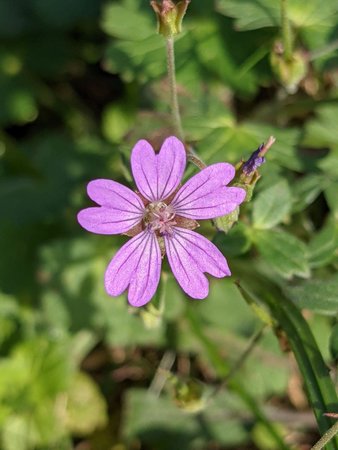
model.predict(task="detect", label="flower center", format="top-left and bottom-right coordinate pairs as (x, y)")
top-left (144, 201), bottom-right (176, 235)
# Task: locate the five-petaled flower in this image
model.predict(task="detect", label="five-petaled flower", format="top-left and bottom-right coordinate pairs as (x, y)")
top-left (77, 137), bottom-right (246, 307)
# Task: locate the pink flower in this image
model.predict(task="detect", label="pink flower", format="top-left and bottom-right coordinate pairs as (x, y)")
top-left (77, 137), bottom-right (246, 307)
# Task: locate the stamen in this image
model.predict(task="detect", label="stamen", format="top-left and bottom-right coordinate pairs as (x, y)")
top-left (144, 201), bottom-right (177, 235)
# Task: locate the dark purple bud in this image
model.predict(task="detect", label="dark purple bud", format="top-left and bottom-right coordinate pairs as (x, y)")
top-left (242, 144), bottom-right (266, 175)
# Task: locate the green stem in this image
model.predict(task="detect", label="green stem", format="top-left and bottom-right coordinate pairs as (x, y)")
top-left (165, 36), bottom-right (206, 170)
top-left (280, 0), bottom-right (293, 61)
top-left (311, 421), bottom-right (338, 450)
top-left (166, 36), bottom-right (184, 141)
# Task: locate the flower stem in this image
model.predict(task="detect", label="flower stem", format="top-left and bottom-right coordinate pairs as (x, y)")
top-left (166, 36), bottom-right (184, 141)
top-left (165, 36), bottom-right (206, 170)
top-left (311, 420), bottom-right (338, 450)
top-left (280, 0), bottom-right (293, 61)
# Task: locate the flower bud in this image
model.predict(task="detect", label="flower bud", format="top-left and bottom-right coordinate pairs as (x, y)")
top-left (172, 378), bottom-right (207, 413)
top-left (215, 137), bottom-right (275, 233)
top-left (235, 136), bottom-right (275, 203)
top-left (270, 41), bottom-right (308, 94)
top-left (150, 0), bottom-right (190, 37)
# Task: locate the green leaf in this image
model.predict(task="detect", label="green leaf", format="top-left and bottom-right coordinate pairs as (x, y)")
top-left (237, 276), bottom-right (338, 448)
top-left (302, 104), bottom-right (338, 150)
top-left (196, 279), bottom-right (257, 335)
top-left (329, 324), bottom-right (338, 361)
top-left (186, 118), bottom-right (302, 171)
top-left (0, 337), bottom-right (73, 448)
top-left (284, 274), bottom-right (338, 315)
top-left (292, 174), bottom-right (325, 213)
top-left (0, 73), bottom-right (38, 126)
top-left (216, 0), bottom-right (280, 30)
top-left (101, 102), bottom-right (136, 143)
top-left (123, 388), bottom-right (248, 450)
top-left (325, 181), bottom-right (338, 219)
top-left (186, 307), bottom-right (290, 450)
top-left (216, 0), bottom-right (338, 32)
top-left (252, 180), bottom-right (292, 229)
top-left (254, 229), bottom-right (310, 279)
top-left (2, 416), bottom-right (29, 450)
top-left (193, 18), bottom-right (259, 96)
top-left (308, 217), bottom-right (337, 268)
top-left (65, 372), bottom-right (107, 436)
top-left (102, 6), bottom-right (262, 95)
top-left (213, 223), bottom-right (252, 257)
top-left (101, 2), bottom-right (154, 41)
top-left (319, 149), bottom-right (338, 177)
top-left (103, 34), bottom-right (166, 83)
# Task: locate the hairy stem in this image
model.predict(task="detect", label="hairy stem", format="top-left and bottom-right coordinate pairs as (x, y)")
top-left (165, 36), bottom-right (206, 170)
top-left (166, 36), bottom-right (184, 140)
top-left (280, 0), bottom-right (293, 60)
top-left (311, 421), bottom-right (338, 450)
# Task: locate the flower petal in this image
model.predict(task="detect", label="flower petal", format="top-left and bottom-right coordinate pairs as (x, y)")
top-left (171, 163), bottom-right (246, 219)
top-left (131, 136), bottom-right (186, 202)
top-left (87, 179), bottom-right (144, 209)
top-left (164, 227), bottom-right (230, 299)
top-left (77, 179), bottom-right (144, 235)
top-left (105, 229), bottom-right (161, 307)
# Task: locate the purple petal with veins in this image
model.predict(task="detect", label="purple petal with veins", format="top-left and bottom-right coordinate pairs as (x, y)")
top-left (105, 229), bottom-right (161, 307)
top-left (77, 179), bottom-right (145, 235)
top-left (171, 163), bottom-right (246, 219)
top-left (164, 227), bottom-right (230, 299)
top-left (78, 136), bottom-right (246, 307)
top-left (131, 136), bottom-right (186, 202)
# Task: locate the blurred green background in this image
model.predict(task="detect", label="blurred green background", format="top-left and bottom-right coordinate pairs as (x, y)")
top-left (1, 0), bottom-right (338, 449)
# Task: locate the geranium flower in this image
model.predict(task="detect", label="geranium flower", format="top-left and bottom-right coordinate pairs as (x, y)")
top-left (77, 136), bottom-right (246, 307)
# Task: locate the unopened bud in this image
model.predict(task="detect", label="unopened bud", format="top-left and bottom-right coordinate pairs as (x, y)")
top-left (235, 136), bottom-right (275, 203)
top-left (215, 137), bottom-right (276, 233)
top-left (270, 42), bottom-right (308, 94)
top-left (150, 0), bottom-right (190, 37)
top-left (241, 145), bottom-right (266, 175)
top-left (172, 378), bottom-right (207, 413)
